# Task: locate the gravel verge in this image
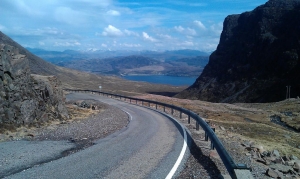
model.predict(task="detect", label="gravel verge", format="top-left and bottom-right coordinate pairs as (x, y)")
top-left (35, 100), bottom-right (129, 152)
top-left (0, 99), bottom-right (129, 178)
top-left (153, 109), bottom-right (229, 179)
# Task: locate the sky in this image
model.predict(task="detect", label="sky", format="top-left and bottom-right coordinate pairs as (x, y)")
top-left (0, 0), bottom-right (268, 52)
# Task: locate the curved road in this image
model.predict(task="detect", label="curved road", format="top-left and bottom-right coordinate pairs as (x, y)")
top-left (6, 92), bottom-right (189, 179)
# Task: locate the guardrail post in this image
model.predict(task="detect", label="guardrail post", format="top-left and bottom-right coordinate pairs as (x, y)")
top-left (196, 121), bottom-right (199, 131)
top-left (210, 128), bottom-right (215, 150)
top-left (205, 132), bottom-right (208, 141)
top-left (188, 115), bottom-right (190, 124)
top-left (148, 102), bottom-right (150, 107)
top-left (155, 104), bottom-right (157, 109)
top-left (163, 106), bottom-right (165, 112)
top-left (211, 142), bottom-right (215, 150)
top-left (142, 101), bottom-right (143, 106)
top-left (180, 112), bottom-right (182, 119)
top-left (171, 108), bottom-right (174, 115)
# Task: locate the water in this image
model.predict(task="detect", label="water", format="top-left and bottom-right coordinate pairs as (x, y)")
top-left (122, 75), bottom-right (197, 86)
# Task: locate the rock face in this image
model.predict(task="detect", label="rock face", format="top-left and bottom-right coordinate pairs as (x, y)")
top-left (0, 44), bottom-right (68, 128)
top-left (177, 0), bottom-right (300, 103)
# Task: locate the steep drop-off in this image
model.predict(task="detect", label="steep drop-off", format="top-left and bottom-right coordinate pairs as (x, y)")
top-left (178, 0), bottom-right (300, 103)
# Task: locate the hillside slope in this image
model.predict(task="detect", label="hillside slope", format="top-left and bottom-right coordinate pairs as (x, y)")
top-left (0, 31), bottom-right (59, 76)
top-left (177, 0), bottom-right (300, 103)
top-left (0, 31), bottom-right (184, 96)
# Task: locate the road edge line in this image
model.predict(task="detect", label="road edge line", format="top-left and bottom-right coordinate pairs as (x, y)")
top-left (165, 118), bottom-right (187, 179)
top-left (129, 104), bottom-right (189, 179)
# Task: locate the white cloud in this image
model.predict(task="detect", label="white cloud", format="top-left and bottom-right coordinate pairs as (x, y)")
top-left (194, 20), bottom-right (206, 30)
top-left (124, 29), bottom-right (139, 37)
top-left (72, 0), bottom-right (111, 7)
top-left (54, 7), bottom-right (86, 25)
top-left (180, 41), bottom-right (194, 46)
top-left (39, 41), bottom-right (45, 46)
top-left (101, 43), bottom-right (107, 47)
top-left (157, 34), bottom-right (173, 40)
top-left (174, 26), bottom-right (184, 32)
top-left (174, 26), bottom-right (197, 36)
top-left (142, 32), bottom-right (157, 42)
top-left (122, 43), bottom-right (141, 47)
top-left (102, 25), bottom-right (123, 37)
top-left (210, 22), bottom-right (223, 35)
top-left (54, 40), bottom-right (81, 47)
top-left (186, 28), bottom-right (197, 36)
top-left (107, 10), bottom-right (120, 16)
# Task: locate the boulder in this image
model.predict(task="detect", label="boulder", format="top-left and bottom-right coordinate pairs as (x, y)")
top-left (269, 164), bottom-right (293, 173)
top-left (290, 155), bottom-right (299, 160)
top-left (219, 126), bottom-right (226, 131)
top-left (293, 161), bottom-right (300, 172)
top-left (266, 168), bottom-right (279, 178)
top-left (272, 150), bottom-right (281, 158)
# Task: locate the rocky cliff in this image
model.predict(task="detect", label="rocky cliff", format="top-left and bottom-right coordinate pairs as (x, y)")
top-left (0, 44), bottom-right (68, 129)
top-left (177, 0), bottom-right (300, 103)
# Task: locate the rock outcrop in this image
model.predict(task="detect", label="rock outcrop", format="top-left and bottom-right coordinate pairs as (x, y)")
top-left (177, 0), bottom-right (300, 103)
top-left (0, 44), bottom-right (68, 129)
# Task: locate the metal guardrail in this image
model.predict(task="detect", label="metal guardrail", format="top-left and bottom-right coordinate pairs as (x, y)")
top-left (64, 89), bottom-right (249, 179)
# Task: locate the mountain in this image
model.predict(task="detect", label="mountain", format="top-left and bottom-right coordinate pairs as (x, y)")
top-left (177, 0), bottom-right (300, 103)
top-left (26, 48), bottom-right (209, 76)
top-left (27, 48), bottom-right (210, 63)
top-left (1, 31), bottom-right (185, 96)
top-left (0, 32), bottom-right (60, 76)
top-left (55, 55), bottom-right (208, 76)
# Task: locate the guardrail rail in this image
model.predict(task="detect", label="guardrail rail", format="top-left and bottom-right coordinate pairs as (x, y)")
top-left (64, 89), bottom-right (252, 179)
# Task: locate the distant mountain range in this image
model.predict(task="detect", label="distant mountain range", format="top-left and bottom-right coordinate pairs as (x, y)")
top-left (27, 48), bottom-right (210, 76)
top-left (0, 31), bottom-right (186, 97)
top-left (26, 48), bottom-right (210, 60)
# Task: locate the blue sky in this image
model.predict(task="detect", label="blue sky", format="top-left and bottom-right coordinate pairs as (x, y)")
top-left (0, 0), bottom-right (268, 52)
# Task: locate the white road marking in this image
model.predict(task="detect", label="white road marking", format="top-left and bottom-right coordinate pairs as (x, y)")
top-left (165, 122), bottom-right (188, 179)
top-left (96, 94), bottom-right (188, 178)
top-left (122, 110), bottom-right (133, 121)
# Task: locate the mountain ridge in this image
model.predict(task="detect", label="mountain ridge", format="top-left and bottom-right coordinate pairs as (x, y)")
top-left (177, 0), bottom-right (300, 103)
top-left (26, 47), bottom-right (209, 77)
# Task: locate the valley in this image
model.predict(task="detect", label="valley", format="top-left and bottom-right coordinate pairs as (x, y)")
top-left (27, 48), bottom-right (209, 77)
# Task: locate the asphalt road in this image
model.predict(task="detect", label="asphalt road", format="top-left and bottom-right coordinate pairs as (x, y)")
top-left (5, 93), bottom-right (189, 179)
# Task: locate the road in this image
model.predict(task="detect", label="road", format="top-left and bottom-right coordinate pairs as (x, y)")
top-left (5, 92), bottom-right (189, 179)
